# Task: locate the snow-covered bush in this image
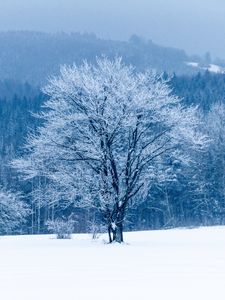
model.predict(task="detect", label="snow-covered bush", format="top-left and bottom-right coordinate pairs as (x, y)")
top-left (0, 188), bottom-right (29, 235)
top-left (46, 218), bottom-right (75, 239)
top-left (87, 221), bottom-right (106, 240)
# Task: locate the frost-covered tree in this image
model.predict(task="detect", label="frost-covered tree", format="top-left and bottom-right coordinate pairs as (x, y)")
top-left (13, 58), bottom-right (207, 242)
top-left (198, 103), bottom-right (225, 223)
top-left (0, 188), bottom-right (29, 235)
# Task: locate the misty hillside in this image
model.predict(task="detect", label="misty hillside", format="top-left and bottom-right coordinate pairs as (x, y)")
top-left (0, 31), bottom-right (205, 84)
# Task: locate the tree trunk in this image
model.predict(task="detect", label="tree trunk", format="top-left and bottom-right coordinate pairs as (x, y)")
top-left (108, 225), bottom-right (112, 243)
top-left (111, 222), bottom-right (124, 243)
top-left (115, 223), bottom-right (124, 243)
top-left (106, 207), bottom-right (125, 243)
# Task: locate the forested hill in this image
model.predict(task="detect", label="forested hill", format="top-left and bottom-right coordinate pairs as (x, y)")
top-left (0, 31), bottom-right (208, 84)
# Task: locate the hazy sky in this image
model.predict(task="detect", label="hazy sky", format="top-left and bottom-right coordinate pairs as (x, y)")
top-left (0, 0), bottom-right (225, 58)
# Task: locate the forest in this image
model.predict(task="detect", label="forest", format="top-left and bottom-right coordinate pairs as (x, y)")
top-left (0, 33), bottom-right (225, 239)
top-left (0, 63), bottom-right (225, 238)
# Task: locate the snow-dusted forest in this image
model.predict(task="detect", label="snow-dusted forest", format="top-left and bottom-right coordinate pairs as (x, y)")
top-left (0, 49), bottom-right (225, 240)
top-left (11, 57), bottom-right (208, 242)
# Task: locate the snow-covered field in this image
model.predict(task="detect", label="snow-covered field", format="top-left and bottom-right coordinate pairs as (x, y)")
top-left (186, 61), bottom-right (225, 74)
top-left (1, 227), bottom-right (225, 300)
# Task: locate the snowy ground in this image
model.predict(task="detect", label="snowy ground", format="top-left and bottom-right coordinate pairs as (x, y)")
top-left (1, 227), bottom-right (225, 300)
top-left (186, 61), bottom-right (225, 74)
